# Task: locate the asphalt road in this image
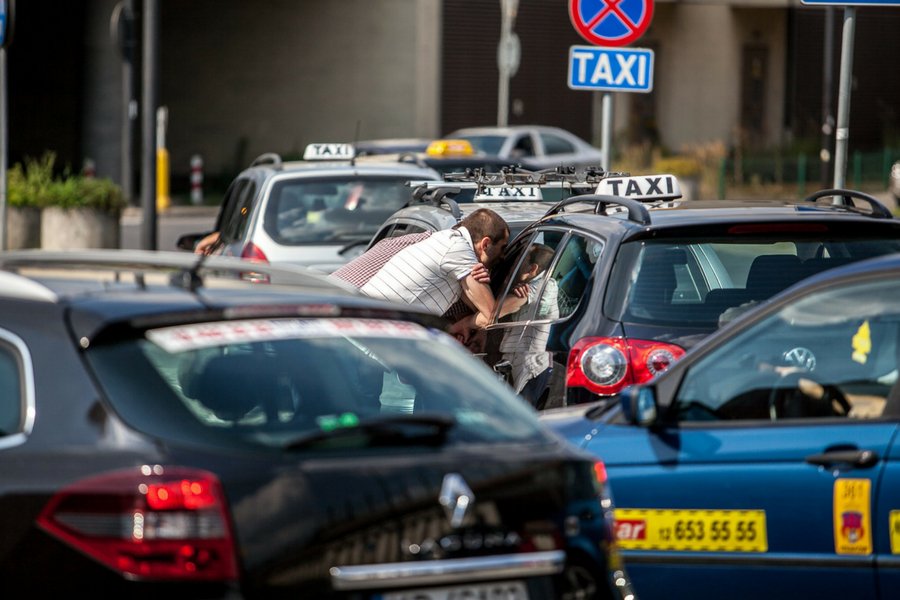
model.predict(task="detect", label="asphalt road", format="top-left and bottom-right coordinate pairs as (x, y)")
top-left (120, 205), bottom-right (218, 252)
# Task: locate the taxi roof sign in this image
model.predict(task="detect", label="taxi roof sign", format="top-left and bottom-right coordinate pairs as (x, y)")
top-left (303, 143), bottom-right (355, 161)
top-left (426, 139), bottom-right (474, 158)
top-left (596, 174), bottom-right (681, 201)
top-left (474, 185), bottom-right (543, 201)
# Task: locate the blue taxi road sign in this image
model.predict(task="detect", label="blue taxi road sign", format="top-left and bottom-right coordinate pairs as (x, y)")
top-left (568, 45), bottom-right (654, 93)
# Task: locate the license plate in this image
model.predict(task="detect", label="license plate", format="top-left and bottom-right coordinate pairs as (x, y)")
top-left (377, 579), bottom-right (529, 600)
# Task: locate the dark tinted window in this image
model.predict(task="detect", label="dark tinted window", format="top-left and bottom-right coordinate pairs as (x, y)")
top-left (0, 339), bottom-right (23, 436)
top-left (541, 133), bottom-right (575, 155)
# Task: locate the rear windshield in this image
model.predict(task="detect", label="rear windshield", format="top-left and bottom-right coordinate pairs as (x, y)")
top-left (263, 176), bottom-right (420, 245)
top-left (86, 318), bottom-right (547, 451)
top-left (610, 235), bottom-right (900, 328)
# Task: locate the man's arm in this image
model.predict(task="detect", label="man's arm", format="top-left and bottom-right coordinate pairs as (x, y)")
top-left (459, 273), bottom-right (495, 329)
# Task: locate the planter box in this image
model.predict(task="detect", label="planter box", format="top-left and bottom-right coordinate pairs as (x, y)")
top-left (41, 207), bottom-right (121, 249)
top-left (6, 205), bottom-right (42, 249)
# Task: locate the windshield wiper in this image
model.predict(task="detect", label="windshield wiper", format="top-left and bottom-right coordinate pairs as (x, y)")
top-left (284, 414), bottom-right (456, 450)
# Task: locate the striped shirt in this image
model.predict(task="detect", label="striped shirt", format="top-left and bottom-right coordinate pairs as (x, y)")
top-left (329, 231), bottom-right (433, 289)
top-left (360, 227), bottom-right (477, 315)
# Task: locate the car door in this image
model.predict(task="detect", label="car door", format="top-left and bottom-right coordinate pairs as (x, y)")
top-left (486, 228), bottom-right (601, 409)
top-left (590, 281), bottom-right (900, 600)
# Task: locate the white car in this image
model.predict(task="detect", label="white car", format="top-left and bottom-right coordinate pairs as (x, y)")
top-left (179, 143), bottom-right (441, 273)
top-left (446, 125), bottom-right (606, 172)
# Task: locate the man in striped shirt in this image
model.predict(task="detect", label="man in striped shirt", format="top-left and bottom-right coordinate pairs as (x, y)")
top-left (359, 208), bottom-right (509, 341)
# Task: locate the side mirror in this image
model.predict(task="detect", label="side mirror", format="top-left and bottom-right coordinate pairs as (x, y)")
top-left (176, 232), bottom-right (210, 252)
top-left (619, 385), bottom-right (658, 426)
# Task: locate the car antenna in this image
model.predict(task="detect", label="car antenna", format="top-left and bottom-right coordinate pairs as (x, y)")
top-left (350, 119), bottom-right (362, 166)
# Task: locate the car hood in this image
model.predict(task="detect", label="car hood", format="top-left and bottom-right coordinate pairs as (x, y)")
top-left (178, 443), bottom-right (602, 596)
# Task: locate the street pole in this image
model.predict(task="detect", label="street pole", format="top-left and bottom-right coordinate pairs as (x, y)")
top-left (820, 6), bottom-right (834, 189)
top-left (497, 0), bottom-right (518, 127)
top-left (141, 0), bottom-right (159, 250)
top-left (600, 93), bottom-right (613, 172)
top-left (832, 7), bottom-right (855, 191)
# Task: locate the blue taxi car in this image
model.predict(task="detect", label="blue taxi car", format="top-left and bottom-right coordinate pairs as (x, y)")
top-left (542, 252), bottom-right (900, 600)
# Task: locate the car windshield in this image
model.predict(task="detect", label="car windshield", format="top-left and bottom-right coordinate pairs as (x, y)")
top-left (86, 318), bottom-right (547, 451)
top-left (611, 234), bottom-right (900, 328)
top-left (674, 277), bottom-right (900, 421)
top-left (455, 135), bottom-right (507, 155)
top-left (263, 176), bottom-right (419, 245)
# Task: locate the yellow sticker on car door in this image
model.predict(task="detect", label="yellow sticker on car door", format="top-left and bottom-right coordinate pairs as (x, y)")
top-left (833, 478), bottom-right (872, 555)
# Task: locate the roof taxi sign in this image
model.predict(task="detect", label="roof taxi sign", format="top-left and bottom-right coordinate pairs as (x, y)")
top-left (303, 143), bottom-right (355, 161)
top-left (475, 185), bottom-right (543, 201)
top-left (596, 174), bottom-right (681, 201)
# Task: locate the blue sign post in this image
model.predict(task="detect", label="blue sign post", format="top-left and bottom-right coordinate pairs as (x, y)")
top-left (568, 46), bottom-right (654, 93)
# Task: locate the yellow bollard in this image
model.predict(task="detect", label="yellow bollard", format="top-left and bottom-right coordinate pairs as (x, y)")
top-left (156, 147), bottom-right (170, 212)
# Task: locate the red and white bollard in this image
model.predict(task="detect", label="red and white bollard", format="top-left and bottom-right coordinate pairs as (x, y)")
top-left (82, 158), bottom-right (96, 178)
top-left (190, 154), bottom-right (204, 205)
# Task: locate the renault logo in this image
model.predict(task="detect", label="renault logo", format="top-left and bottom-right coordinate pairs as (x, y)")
top-left (439, 473), bottom-right (475, 528)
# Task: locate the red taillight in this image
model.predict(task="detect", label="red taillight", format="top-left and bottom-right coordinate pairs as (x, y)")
top-left (37, 466), bottom-right (238, 582)
top-left (240, 242), bottom-right (268, 263)
top-left (593, 461), bottom-right (608, 485)
top-left (566, 337), bottom-right (685, 395)
top-left (240, 242), bottom-right (271, 283)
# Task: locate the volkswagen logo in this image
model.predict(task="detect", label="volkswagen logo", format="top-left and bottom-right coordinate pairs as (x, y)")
top-left (783, 347), bottom-right (816, 371)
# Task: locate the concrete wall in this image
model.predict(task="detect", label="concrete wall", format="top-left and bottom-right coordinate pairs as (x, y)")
top-left (158, 0), bottom-right (440, 177)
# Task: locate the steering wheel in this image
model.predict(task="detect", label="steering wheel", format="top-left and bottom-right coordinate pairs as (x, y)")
top-left (768, 370), bottom-right (852, 420)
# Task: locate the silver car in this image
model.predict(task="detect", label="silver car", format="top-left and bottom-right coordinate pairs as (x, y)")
top-left (182, 144), bottom-right (441, 273)
top-left (446, 125), bottom-right (605, 173)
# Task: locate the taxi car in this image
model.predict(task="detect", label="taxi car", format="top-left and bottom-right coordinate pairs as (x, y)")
top-left (0, 248), bottom-right (633, 599)
top-left (482, 184), bottom-right (900, 409)
top-left (367, 166), bottom-right (605, 248)
top-left (178, 143), bottom-right (441, 273)
top-left (445, 125), bottom-right (605, 173)
top-left (543, 251), bottom-right (900, 600)
top-left (356, 138), bottom-right (520, 176)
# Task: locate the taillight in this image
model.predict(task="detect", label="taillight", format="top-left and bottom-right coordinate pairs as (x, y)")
top-left (566, 337), bottom-right (685, 395)
top-left (37, 466), bottom-right (238, 582)
top-left (240, 242), bottom-right (271, 283)
top-left (240, 242), bottom-right (268, 263)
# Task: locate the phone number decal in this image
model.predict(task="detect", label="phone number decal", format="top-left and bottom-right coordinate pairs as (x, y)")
top-left (615, 508), bottom-right (768, 552)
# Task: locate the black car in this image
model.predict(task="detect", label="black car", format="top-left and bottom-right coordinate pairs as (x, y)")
top-left (546, 251), bottom-right (900, 600)
top-left (0, 249), bottom-right (632, 599)
top-left (481, 183), bottom-right (900, 409)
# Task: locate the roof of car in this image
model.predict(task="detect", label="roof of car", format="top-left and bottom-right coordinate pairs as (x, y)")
top-left (531, 197), bottom-right (899, 238)
top-left (240, 151), bottom-right (441, 179)
top-left (448, 125), bottom-right (572, 135)
top-left (0, 249), bottom-right (441, 341)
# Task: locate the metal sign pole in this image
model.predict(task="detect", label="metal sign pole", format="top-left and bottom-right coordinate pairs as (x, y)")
top-left (601, 92), bottom-right (613, 172)
top-left (832, 7), bottom-right (855, 190)
top-left (141, 0), bottom-right (159, 250)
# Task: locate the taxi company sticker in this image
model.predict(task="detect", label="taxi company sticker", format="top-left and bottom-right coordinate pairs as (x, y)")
top-left (614, 508), bottom-right (768, 552)
top-left (147, 318), bottom-right (429, 353)
top-left (851, 320), bottom-right (871, 365)
top-left (833, 478), bottom-right (872, 555)
top-left (890, 511), bottom-right (900, 554)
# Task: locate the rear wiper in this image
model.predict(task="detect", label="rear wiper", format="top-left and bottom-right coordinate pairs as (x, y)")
top-left (284, 414), bottom-right (456, 450)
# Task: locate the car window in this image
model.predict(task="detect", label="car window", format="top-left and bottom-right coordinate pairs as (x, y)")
top-left (615, 236), bottom-right (900, 328)
top-left (673, 277), bottom-right (900, 422)
top-left (540, 133), bottom-right (575, 155)
top-left (494, 231), bottom-right (569, 325)
top-left (453, 135), bottom-right (506, 155)
top-left (263, 176), bottom-right (419, 245)
top-left (85, 319), bottom-right (547, 451)
top-left (0, 339), bottom-right (23, 436)
top-left (550, 234), bottom-right (597, 319)
top-left (219, 178), bottom-right (258, 243)
top-left (510, 134), bottom-right (535, 158)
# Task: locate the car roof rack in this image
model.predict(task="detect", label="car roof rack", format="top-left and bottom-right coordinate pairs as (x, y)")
top-left (249, 153), bottom-right (283, 169)
top-left (409, 186), bottom-right (463, 220)
top-left (802, 188), bottom-right (893, 219)
top-left (542, 194), bottom-right (652, 225)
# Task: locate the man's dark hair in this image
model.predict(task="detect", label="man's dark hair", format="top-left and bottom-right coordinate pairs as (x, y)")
top-left (455, 208), bottom-right (509, 243)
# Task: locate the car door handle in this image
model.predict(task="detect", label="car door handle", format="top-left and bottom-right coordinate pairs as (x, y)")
top-left (805, 449), bottom-right (879, 469)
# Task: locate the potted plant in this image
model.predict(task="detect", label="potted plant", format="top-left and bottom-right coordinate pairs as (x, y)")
top-left (37, 154), bottom-right (125, 250)
top-left (5, 153), bottom-right (54, 249)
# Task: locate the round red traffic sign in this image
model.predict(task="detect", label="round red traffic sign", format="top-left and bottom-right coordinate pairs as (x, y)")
top-left (569, 0), bottom-right (654, 47)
